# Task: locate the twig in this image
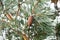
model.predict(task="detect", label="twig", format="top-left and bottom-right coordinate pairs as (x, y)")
top-left (10, 25), bottom-right (22, 35)
top-left (16, 0), bottom-right (21, 16)
top-left (0, 0), bottom-right (3, 9)
top-left (32, 1), bottom-right (39, 14)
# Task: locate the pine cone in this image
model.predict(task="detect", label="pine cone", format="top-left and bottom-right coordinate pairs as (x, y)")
top-left (28, 16), bottom-right (33, 26)
top-left (22, 34), bottom-right (29, 40)
top-left (51, 0), bottom-right (58, 4)
top-left (6, 13), bottom-right (13, 20)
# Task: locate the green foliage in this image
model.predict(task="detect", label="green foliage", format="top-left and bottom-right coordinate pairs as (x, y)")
top-left (0, 0), bottom-right (54, 40)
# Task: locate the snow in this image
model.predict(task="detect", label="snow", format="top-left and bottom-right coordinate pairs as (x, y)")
top-left (44, 36), bottom-right (56, 40)
top-left (17, 16), bottom-right (21, 21)
top-left (50, 3), bottom-right (56, 12)
top-left (57, 1), bottom-right (60, 8)
top-left (0, 36), bottom-right (3, 40)
top-left (1, 14), bottom-right (4, 17)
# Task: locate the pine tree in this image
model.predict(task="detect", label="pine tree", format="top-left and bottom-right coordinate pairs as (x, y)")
top-left (0, 0), bottom-right (55, 40)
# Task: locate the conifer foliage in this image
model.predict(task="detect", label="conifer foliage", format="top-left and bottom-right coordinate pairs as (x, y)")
top-left (0, 0), bottom-right (55, 40)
